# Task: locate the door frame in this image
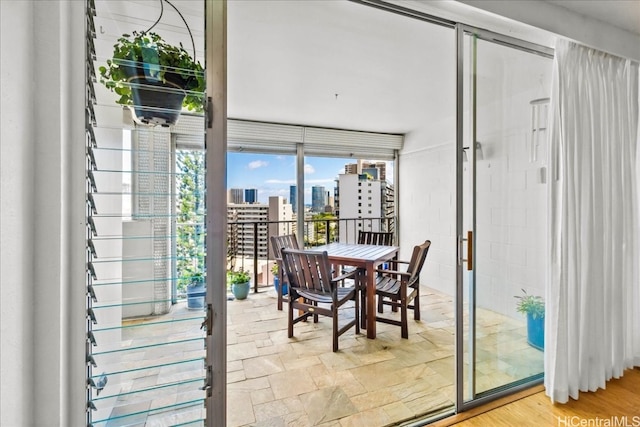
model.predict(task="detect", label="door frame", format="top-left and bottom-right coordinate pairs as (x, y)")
top-left (454, 23), bottom-right (553, 412)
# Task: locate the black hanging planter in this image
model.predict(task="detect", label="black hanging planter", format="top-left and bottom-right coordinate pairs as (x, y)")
top-left (128, 78), bottom-right (185, 127)
top-left (98, 0), bottom-right (204, 127)
top-left (121, 60), bottom-right (191, 126)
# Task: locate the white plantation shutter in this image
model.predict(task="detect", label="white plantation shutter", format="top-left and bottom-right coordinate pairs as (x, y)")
top-left (227, 119), bottom-right (403, 158)
top-left (155, 118), bottom-right (404, 157)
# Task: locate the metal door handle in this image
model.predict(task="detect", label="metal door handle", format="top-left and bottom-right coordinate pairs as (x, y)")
top-left (466, 230), bottom-right (473, 271)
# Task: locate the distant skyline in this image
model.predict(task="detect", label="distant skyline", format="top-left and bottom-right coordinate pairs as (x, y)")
top-left (227, 153), bottom-right (393, 205)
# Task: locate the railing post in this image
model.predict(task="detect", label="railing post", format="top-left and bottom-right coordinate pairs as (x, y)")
top-left (325, 219), bottom-right (330, 243)
top-left (253, 222), bottom-right (258, 293)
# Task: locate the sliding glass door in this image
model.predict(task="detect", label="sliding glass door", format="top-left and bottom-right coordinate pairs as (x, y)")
top-left (460, 30), bottom-right (552, 403)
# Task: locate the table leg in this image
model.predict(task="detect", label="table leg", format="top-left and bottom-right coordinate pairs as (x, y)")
top-left (366, 261), bottom-right (376, 339)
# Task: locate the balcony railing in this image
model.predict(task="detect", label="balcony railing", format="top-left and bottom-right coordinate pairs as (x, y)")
top-left (226, 216), bottom-right (396, 293)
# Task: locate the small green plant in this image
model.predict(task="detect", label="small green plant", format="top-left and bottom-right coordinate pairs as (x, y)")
top-left (271, 264), bottom-right (279, 276)
top-left (98, 31), bottom-right (204, 112)
top-left (514, 289), bottom-right (545, 319)
top-left (228, 270), bottom-right (250, 285)
top-left (189, 271), bottom-right (204, 286)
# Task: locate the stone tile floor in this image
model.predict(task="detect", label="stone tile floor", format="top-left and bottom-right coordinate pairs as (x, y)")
top-left (225, 286), bottom-right (543, 426)
top-left (105, 286), bottom-right (542, 426)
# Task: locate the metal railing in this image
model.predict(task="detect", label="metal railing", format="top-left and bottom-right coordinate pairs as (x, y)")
top-left (226, 216), bottom-right (396, 292)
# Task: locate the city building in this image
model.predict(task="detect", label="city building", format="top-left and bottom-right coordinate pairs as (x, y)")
top-left (344, 160), bottom-right (387, 181)
top-left (289, 185), bottom-right (297, 213)
top-left (360, 160), bottom-right (386, 181)
top-left (228, 196), bottom-right (293, 261)
top-left (268, 196), bottom-right (294, 254)
top-left (311, 185), bottom-right (326, 213)
top-left (227, 188), bottom-right (244, 204)
top-left (344, 163), bottom-right (358, 175)
top-left (227, 202), bottom-right (269, 259)
top-left (337, 173), bottom-right (394, 243)
top-left (244, 188), bottom-right (258, 204)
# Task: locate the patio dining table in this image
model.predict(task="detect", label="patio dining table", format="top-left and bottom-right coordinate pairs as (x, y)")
top-left (313, 242), bottom-right (399, 339)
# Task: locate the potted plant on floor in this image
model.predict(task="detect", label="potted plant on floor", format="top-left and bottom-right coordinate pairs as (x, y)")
top-left (271, 263), bottom-right (287, 295)
top-left (229, 270), bottom-right (251, 300)
top-left (186, 270), bottom-right (205, 310)
top-left (515, 289), bottom-right (545, 350)
top-left (98, 2), bottom-right (204, 126)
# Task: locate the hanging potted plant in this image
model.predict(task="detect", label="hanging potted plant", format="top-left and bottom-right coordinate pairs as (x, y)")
top-left (514, 289), bottom-right (545, 350)
top-left (98, 0), bottom-right (204, 126)
top-left (229, 270), bottom-right (251, 300)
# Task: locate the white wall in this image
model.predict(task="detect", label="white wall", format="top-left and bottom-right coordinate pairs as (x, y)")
top-left (399, 131), bottom-right (457, 296)
top-left (1, 2), bottom-right (35, 425)
top-left (0, 1), bottom-right (86, 426)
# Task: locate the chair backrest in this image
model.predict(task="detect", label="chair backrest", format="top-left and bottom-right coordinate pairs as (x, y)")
top-left (405, 240), bottom-right (431, 287)
top-left (358, 231), bottom-right (394, 246)
top-left (270, 234), bottom-right (300, 260)
top-left (281, 248), bottom-right (335, 295)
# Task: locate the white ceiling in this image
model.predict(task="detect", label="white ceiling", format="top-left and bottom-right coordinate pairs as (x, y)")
top-left (545, 0), bottom-right (640, 36)
top-left (227, 0), bottom-right (456, 135)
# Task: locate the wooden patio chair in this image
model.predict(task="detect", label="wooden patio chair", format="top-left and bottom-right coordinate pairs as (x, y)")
top-left (375, 240), bottom-right (431, 338)
top-left (270, 234), bottom-right (300, 310)
top-left (281, 248), bottom-right (360, 352)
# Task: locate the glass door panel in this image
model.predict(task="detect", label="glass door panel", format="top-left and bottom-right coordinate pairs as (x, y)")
top-left (463, 33), bottom-right (551, 399)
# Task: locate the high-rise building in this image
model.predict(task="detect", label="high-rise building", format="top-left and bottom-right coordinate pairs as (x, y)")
top-left (337, 173), bottom-right (395, 243)
top-left (344, 160), bottom-right (387, 181)
top-left (289, 185), bottom-right (297, 213)
top-left (227, 188), bottom-right (244, 204)
top-left (345, 163), bottom-right (358, 175)
top-left (311, 186), bottom-right (326, 212)
top-left (244, 188), bottom-right (258, 204)
top-left (360, 160), bottom-right (387, 181)
top-left (268, 196), bottom-right (294, 256)
top-left (227, 196), bottom-right (293, 260)
top-left (227, 202), bottom-right (269, 259)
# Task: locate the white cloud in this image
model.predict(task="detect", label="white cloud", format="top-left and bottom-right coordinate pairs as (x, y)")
top-left (248, 160), bottom-right (268, 170)
top-left (305, 178), bottom-right (336, 184)
top-left (304, 164), bottom-right (315, 174)
top-left (265, 179), bottom-right (296, 184)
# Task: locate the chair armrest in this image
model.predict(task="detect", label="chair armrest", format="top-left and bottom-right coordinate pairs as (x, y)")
top-left (331, 269), bottom-right (358, 284)
top-left (375, 269), bottom-right (411, 278)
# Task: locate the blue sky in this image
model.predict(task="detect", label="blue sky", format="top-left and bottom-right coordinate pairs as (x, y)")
top-left (227, 153), bottom-right (356, 205)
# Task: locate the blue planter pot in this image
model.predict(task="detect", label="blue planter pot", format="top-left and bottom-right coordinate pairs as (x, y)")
top-left (231, 281), bottom-right (250, 300)
top-left (186, 282), bottom-right (205, 310)
top-left (273, 276), bottom-right (288, 295)
top-left (527, 313), bottom-right (544, 350)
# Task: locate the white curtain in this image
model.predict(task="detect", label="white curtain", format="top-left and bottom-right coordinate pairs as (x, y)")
top-left (545, 39), bottom-right (640, 404)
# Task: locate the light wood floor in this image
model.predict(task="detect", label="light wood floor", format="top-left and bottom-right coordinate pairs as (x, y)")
top-left (433, 367), bottom-right (640, 427)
